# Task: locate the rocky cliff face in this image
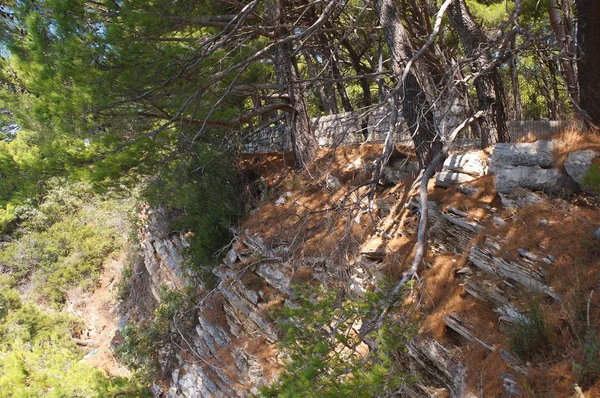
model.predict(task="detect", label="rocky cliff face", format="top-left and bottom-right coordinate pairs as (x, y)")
top-left (138, 139), bottom-right (600, 397)
top-left (137, 208), bottom-right (282, 397)
top-left (138, 206), bottom-right (191, 302)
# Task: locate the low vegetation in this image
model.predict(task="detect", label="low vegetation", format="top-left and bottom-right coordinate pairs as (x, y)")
top-left (116, 286), bottom-right (201, 383)
top-left (0, 178), bottom-right (137, 306)
top-left (144, 148), bottom-right (242, 286)
top-left (0, 278), bottom-right (149, 397)
top-left (0, 177), bottom-right (150, 395)
top-left (508, 296), bottom-right (552, 361)
top-left (260, 284), bottom-right (416, 397)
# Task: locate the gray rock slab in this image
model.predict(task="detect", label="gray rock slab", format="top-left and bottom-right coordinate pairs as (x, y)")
top-left (443, 152), bottom-right (487, 177)
top-left (494, 165), bottom-right (572, 194)
top-left (491, 140), bottom-right (555, 170)
top-left (382, 158), bottom-right (419, 184)
top-left (498, 188), bottom-right (544, 209)
top-left (564, 149), bottom-right (599, 191)
top-left (457, 184), bottom-right (478, 196)
top-left (435, 171), bottom-right (475, 187)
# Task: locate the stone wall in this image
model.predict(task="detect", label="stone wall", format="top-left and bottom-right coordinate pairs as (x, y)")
top-left (242, 105), bottom-right (578, 153)
top-left (241, 124), bottom-right (289, 153)
top-left (241, 106), bottom-right (412, 153)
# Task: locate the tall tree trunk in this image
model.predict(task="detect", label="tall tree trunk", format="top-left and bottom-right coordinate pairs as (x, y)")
top-left (340, 38), bottom-right (373, 138)
top-left (340, 38), bottom-right (373, 110)
top-left (509, 55), bottom-right (522, 120)
top-left (271, 0), bottom-right (317, 169)
top-left (548, 0), bottom-right (579, 102)
top-left (547, 60), bottom-right (561, 119)
top-left (447, 0), bottom-right (510, 146)
top-left (576, 0), bottom-right (600, 128)
top-left (509, 36), bottom-right (522, 121)
top-left (372, 0), bottom-right (441, 168)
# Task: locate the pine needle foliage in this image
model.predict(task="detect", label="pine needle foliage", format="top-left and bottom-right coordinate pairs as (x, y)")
top-left (0, 279), bottom-right (150, 397)
top-left (260, 284), bottom-right (416, 398)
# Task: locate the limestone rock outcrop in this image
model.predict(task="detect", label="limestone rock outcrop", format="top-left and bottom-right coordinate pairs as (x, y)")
top-left (138, 206), bottom-right (191, 301)
top-left (435, 151), bottom-right (487, 188)
top-left (382, 157), bottom-right (419, 184)
top-left (490, 140), bottom-right (578, 194)
top-left (140, 138), bottom-right (598, 398)
top-left (490, 140), bottom-right (555, 170)
top-left (154, 234), bottom-right (286, 397)
top-left (494, 165), bottom-right (572, 194)
top-left (564, 149), bottom-right (599, 191)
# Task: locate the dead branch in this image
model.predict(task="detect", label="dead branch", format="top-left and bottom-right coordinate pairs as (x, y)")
top-left (374, 110), bottom-right (484, 326)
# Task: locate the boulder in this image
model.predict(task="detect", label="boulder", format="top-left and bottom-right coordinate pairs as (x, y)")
top-left (491, 140), bottom-right (555, 170)
top-left (361, 236), bottom-right (387, 260)
top-left (443, 152), bottom-right (487, 177)
top-left (498, 188), bottom-right (544, 209)
top-left (382, 158), bottom-right (419, 184)
top-left (564, 150), bottom-right (599, 191)
top-left (274, 191), bottom-right (292, 206)
top-left (494, 165), bottom-right (573, 194)
top-left (457, 184), bottom-right (479, 196)
top-left (435, 171), bottom-right (475, 187)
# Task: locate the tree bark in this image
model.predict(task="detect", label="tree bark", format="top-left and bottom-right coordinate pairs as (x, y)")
top-left (548, 0), bottom-right (579, 102)
top-left (447, 0), bottom-right (510, 146)
top-left (509, 37), bottom-right (522, 121)
top-left (271, 0), bottom-right (318, 169)
top-left (372, 0), bottom-right (441, 168)
top-left (339, 37), bottom-right (373, 138)
top-left (329, 50), bottom-right (354, 112)
top-left (576, 0), bottom-right (600, 128)
top-left (340, 38), bottom-right (373, 111)
top-left (546, 59), bottom-right (561, 119)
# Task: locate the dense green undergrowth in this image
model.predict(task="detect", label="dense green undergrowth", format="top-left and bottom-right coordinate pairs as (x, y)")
top-left (0, 278), bottom-right (149, 397)
top-left (144, 146), bottom-right (242, 286)
top-left (0, 178), bottom-right (137, 306)
top-left (260, 284), bottom-right (417, 397)
top-left (0, 175), bottom-right (152, 395)
top-left (116, 286), bottom-right (201, 383)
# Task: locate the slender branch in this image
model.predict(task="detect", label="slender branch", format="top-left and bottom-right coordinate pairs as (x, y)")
top-left (400, 0), bottom-right (453, 85)
top-left (138, 103), bottom-right (293, 130)
top-left (375, 110), bottom-right (484, 324)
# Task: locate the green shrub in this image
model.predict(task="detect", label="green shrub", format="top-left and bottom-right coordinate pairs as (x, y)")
top-left (508, 297), bottom-right (552, 361)
top-left (581, 164), bottom-right (600, 195)
top-left (0, 278), bottom-right (22, 321)
top-left (572, 327), bottom-right (600, 386)
top-left (260, 284), bottom-right (416, 397)
top-left (0, 284), bottom-right (150, 397)
top-left (0, 178), bottom-right (136, 306)
top-left (116, 286), bottom-right (200, 383)
top-left (145, 146), bottom-right (241, 287)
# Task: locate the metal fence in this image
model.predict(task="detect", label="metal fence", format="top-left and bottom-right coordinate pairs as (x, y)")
top-left (506, 120), bottom-right (581, 141)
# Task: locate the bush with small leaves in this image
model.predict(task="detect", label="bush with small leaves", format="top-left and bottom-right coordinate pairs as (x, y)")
top-left (259, 284), bottom-right (416, 397)
top-left (116, 286), bottom-right (200, 383)
top-left (508, 297), bottom-right (552, 361)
